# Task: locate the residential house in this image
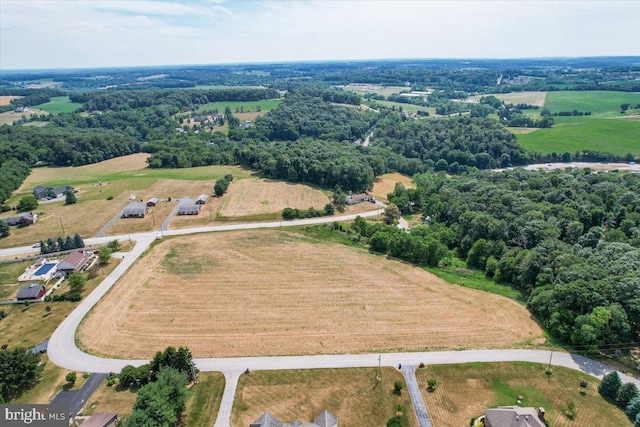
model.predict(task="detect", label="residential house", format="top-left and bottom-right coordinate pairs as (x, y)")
top-left (122, 202), bottom-right (149, 218)
top-left (2, 212), bottom-right (38, 226)
top-left (484, 406), bottom-right (546, 427)
top-left (16, 284), bottom-right (46, 301)
top-left (345, 193), bottom-right (376, 205)
top-left (57, 250), bottom-right (94, 275)
top-left (250, 410), bottom-right (337, 427)
top-left (32, 185), bottom-right (75, 200)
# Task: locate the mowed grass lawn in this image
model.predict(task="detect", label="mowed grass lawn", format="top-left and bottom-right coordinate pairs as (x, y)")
top-left (368, 99), bottom-right (435, 115)
top-left (34, 96), bottom-right (83, 114)
top-left (232, 368), bottom-right (417, 427)
top-left (517, 116), bottom-right (640, 157)
top-left (417, 362), bottom-right (630, 427)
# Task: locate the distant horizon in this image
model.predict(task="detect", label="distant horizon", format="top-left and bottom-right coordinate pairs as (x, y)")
top-left (2, 55), bottom-right (640, 74)
top-left (1, 1), bottom-right (638, 70)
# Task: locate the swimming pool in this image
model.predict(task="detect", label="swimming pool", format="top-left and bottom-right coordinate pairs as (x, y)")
top-left (34, 262), bottom-right (57, 276)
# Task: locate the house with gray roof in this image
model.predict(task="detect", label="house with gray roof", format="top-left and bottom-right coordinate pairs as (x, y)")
top-left (17, 284), bottom-right (46, 301)
top-left (2, 212), bottom-right (38, 227)
top-left (484, 406), bottom-right (545, 427)
top-left (32, 185), bottom-right (75, 200)
top-left (250, 410), bottom-right (337, 427)
top-left (122, 202), bottom-right (149, 218)
top-left (177, 198), bottom-right (201, 215)
top-left (345, 193), bottom-right (375, 205)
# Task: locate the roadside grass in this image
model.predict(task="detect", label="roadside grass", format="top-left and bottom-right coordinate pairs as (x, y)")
top-left (196, 99), bottom-right (281, 114)
top-left (184, 373), bottom-right (226, 427)
top-left (231, 368), bottom-right (417, 427)
top-left (82, 381), bottom-right (140, 420)
top-left (34, 96), bottom-right (83, 114)
top-left (517, 116), bottom-right (640, 157)
top-left (545, 90), bottom-right (640, 116)
top-left (416, 361), bottom-right (630, 427)
top-left (0, 260), bottom-right (119, 349)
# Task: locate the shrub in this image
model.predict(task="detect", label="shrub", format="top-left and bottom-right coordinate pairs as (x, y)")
top-left (393, 380), bottom-right (403, 395)
top-left (106, 196), bottom-right (113, 200)
top-left (427, 378), bottom-right (438, 392)
top-left (106, 379), bottom-right (115, 387)
top-left (65, 372), bottom-right (76, 385)
top-left (626, 396), bottom-right (640, 420)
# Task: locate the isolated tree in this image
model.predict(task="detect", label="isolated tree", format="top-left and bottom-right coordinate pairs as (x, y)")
top-left (149, 346), bottom-right (194, 380)
top-left (16, 195), bottom-right (38, 212)
top-left (332, 186), bottom-right (346, 213)
top-left (128, 367), bottom-right (190, 427)
top-left (73, 233), bottom-right (84, 248)
top-left (98, 247), bottom-right (112, 265)
top-left (619, 383), bottom-right (640, 410)
top-left (324, 203), bottom-right (335, 216)
top-left (0, 347), bottom-right (43, 401)
top-left (383, 204), bottom-right (401, 225)
top-left (599, 371), bottom-right (622, 402)
top-left (0, 221), bottom-right (9, 238)
top-left (393, 380), bottom-right (403, 395)
top-left (65, 372), bottom-right (76, 385)
top-left (65, 191), bottom-right (77, 205)
top-left (107, 240), bottom-right (122, 251)
top-left (67, 273), bottom-right (87, 293)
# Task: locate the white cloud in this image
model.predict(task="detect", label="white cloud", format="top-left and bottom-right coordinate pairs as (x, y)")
top-left (1, 0), bottom-right (638, 69)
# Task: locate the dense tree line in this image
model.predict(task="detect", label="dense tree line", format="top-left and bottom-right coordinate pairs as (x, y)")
top-left (394, 169), bottom-right (640, 348)
top-left (39, 233), bottom-right (85, 254)
top-left (0, 347), bottom-right (44, 402)
top-left (0, 159), bottom-right (30, 205)
top-left (372, 115), bottom-right (532, 172)
top-left (254, 92), bottom-right (376, 141)
top-left (70, 88), bottom-right (280, 112)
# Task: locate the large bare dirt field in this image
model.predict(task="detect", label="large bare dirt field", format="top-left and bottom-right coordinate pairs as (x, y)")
top-left (371, 172), bottom-right (416, 202)
top-left (78, 230), bottom-right (544, 358)
top-left (0, 95), bottom-right (22, 105)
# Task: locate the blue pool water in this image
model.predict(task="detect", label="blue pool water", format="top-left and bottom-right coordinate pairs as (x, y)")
top-left (34, 262), bottom-right (57, 276)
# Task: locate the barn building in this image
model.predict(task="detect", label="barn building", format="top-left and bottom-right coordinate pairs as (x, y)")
top-left (122, 202), bottom-right (149, 218)
top-left (146, 197), bottom-right (160, 207)
top-left (16, 284), bottom-right (46, 301)
top-left (196, 194), bottom-right (209, 205)
top-left (177, 198), bottom-right (201, 215)
top-left (345, 194), bottom-right (376, 205)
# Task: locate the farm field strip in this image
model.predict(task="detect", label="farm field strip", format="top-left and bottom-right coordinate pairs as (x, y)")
top-left (78, 230), bottom-right (543, 359)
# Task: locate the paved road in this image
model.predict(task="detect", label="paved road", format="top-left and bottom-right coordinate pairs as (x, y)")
top-left (95, 208), bottom-right (124, 237)
top-left (49, 373), bottom-right (108, 417)
top-left (496, 161), bottom-right (640, 173)
top-left (213, 371), bottom-right (241, 427)
top-left (161, 199), bottom-right (180, 231)
top-left (401, 365), bottom-right (432, 427)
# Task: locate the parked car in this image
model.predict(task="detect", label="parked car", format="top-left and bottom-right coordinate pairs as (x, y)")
top-left (32, 242), bottom-right (41, 248)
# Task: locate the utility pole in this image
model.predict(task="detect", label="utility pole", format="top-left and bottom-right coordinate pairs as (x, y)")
top-left (152, 209), bottom-right (156, 226)
top-left (191, 361), bottom-right (198, 384)
top-left (58, 217), bottom-right (65, 235)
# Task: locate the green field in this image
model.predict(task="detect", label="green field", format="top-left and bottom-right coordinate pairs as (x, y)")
top-left (35, 96), bottom-right (83, 114)
top-left (367, 100), bottom-right (435, 115)
top-left (518, 116), bottom-right (640, 157)
top-left (196, 99), bottom-right (281, 113)
top-left (545, 91), bottom-right (640, 116)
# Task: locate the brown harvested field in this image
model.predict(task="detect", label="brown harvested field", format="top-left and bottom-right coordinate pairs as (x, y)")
top-left (218, 179), bottom-right (330, 217)
top-left (0, 95), bottom-right (22, 105)
top-left (78, 230), bottom-right (543, 359)
top-left (371, 172), bottom-right (416, 202)
top-left (416, 362), bottom-right (630, 427)
top-left (506, 127), bottom-right (542, 135)
top-left (471, 91), bottom-right (547, 107)
top-left (0, 108), bottom-right (46, 126)
top-left (232, 368), bottom-right (417, 427)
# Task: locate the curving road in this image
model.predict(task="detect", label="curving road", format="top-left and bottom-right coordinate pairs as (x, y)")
top-left (25, 204), bottom-right (640, 425)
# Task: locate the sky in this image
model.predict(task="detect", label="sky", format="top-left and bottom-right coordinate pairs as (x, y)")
top-left (1, 0), bottom-right (639, 70)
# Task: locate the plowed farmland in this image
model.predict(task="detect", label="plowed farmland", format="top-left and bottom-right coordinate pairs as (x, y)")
top-left (78, 230), bottom-right (544, 358)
